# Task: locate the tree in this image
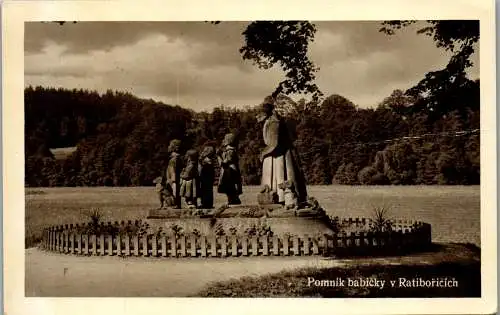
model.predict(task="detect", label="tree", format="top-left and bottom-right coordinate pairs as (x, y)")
top-left (380, 20), bottom-right (479, 117)
top-left (240, 21), bottom-right (321, 99)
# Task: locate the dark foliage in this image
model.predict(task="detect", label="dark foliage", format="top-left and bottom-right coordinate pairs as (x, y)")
top-left (25, 84), bottom-right (479, 187)
top-left (380, 20), bottom-right (479, 118)
top-left (240, 21), bottom-right (321, 99)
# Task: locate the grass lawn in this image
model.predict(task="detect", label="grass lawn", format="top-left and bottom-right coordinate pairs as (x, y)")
top-left (25, 185), bottom-right (480, 248)
top-left (195, 243), bottom-right (481, 298)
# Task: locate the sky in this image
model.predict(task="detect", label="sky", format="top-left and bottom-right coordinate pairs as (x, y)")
top-left (24, 21), bottom-right (479, 111)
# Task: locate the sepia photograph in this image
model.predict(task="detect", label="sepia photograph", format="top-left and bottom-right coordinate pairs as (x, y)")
top-left (3, 1), bottom-right (497, 314)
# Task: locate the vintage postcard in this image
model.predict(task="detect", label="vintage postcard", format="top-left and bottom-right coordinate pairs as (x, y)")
top-left (3, 0), bottom-right (497, 314)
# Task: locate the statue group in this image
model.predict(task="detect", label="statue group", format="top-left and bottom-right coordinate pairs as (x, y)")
top-left (155, 95), bottom-right (308, 210)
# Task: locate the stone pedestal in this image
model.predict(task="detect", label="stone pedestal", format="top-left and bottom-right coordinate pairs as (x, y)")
top-left (145, 204), bottom-right (333, 237)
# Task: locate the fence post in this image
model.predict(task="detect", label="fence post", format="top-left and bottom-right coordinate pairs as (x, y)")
top-left (99, 234), bottom-right (105, 255)
top-left (200, 236), bottom-right (207, 257)
top-left (189, 235), bottom-right (197, 257)
top-left (179, 236), bottom-right (186, 257)
top-left (124, 234), bottom-right (131, 256)
top-left (396, 230), bottom-right (403, 250)
top-left (251, 237), bottom-right (258, 256)
top-left (220, 236), bottom-right (227, 257)
top-left (365, 232), bottom-right (373, 248)
top-left (107, 234), bottom-right (113, 256)
top-left (303, 235), bottom-right (310, 255)
top-left (350, 232), bottom-right (356, 248)
top-left (160, 235), bottom-right (166, 257)
top-left (142, 235), bottom-right (149, 257)
top-left (91, 234), bottom-right (97, 255)
top-left (132, 235), bottom-right (139, 256)
top-left (63, 229), bottom-right (68, 253)
top-left (341, 232), bottom-right (348, 248)
top-left (335, 233), bottom-right (341, 249)
top-left (54, 228), bottom-right (59, 252)
top-left (358, 232), bottom-right (365, 249)
top-left (59, 229), bottom-right (63, 252)
top-left (426, 223), bottom-right (432, 244)
top-left (230, 235), bottom-right (238, 257)
top-left (49, 228), bottom-right (53, 250)
top-left (272, 235), bottom-right (279, 256)
top-left (261, 236), bottom-right (269, 256)
top-left (292, 235), bottom-right (300, 256)
top-left (209, 236), bottom-right (217, 257)
top-left (241, 237), bottom-right (248, 256)
top-left (319, 234), bottom-right (328, 255)
top-left (41, 228), bottom-right (45, 249)
top-left (56, 227), bottom-right (60, 251)
top-left (60, 229), bottom-right (65, 253)
top-left (282, 235), bottom-right (289, 256)
top-left (312, 236), bottom-right (319, 255)
top-left (169, 236), bottom-right (177, 257)
top-left (45, 228), bottom-right (48, 250)
top-left (116, 234), bottom-right (122, 256)
top-left (151, 235), bottom-right (158, 257)
top-left (42, 229), bottom-right (46, 249)
top-left (76, 233), bottom-right (82, 254)
top-left (83, 234), bottom-right (89, 255)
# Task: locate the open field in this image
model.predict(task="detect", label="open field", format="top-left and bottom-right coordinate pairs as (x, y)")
top-left (25, 185), bottom-right (480, 247)
top-left (25, 185), bottom-right (480, 297)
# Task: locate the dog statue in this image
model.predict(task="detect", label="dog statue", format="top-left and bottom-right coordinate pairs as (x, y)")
top-left (278, 180), bottom-right (298, 210)
top-left (153, 176), bottom-right (175, 209)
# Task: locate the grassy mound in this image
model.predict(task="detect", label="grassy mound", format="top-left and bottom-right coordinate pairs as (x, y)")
top-left (195, 243), bottom-right (480, 298)
top-left (196, 261), bottom-right (480, 298)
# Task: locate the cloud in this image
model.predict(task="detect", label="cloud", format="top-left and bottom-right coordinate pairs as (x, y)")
top-left (25, 21), bottom-right (249, 54)
top-left (25, 21), bottom-right (479, 110)
top-left (308, 21), bottom-right (458, 106)
top-left (25, 31), bottom-right (282, 111)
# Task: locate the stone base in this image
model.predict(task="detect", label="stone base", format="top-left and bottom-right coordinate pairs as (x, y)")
top-left (147, 204), bottom-right (324, 220)
top-left (145, 204), bottom-right (332, 237)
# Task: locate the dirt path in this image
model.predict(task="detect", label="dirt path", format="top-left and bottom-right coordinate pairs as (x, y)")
top-left (25, 243), bottom-right (478, 297)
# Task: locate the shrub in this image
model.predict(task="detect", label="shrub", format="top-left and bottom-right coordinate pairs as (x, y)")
top-left (370, 206), bottom-right (393, 233)
top-left (214, 224), bottom-right (225, 236)
top-left (170, 224), bottom-right (184, 237)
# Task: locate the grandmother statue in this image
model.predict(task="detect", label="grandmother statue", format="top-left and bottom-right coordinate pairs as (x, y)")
top-left (257, 95), bottom-right (308, 207)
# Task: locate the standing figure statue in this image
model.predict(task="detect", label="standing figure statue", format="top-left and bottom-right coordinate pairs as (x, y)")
top-left (257, 95), bottom-right (308, 207)
top-left (180, 149), bottom-right (200, 209)
top-left (217, 133), bottom-right (243, 205)
top-left (198, 145), bottom-right (216, 209)
top-left (165, 139), bottom-right (183, 209)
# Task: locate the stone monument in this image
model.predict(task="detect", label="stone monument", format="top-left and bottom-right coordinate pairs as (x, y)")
top-left (198, 145), bottom-right (216, 209)
top-left (257, 95), bottom-right (308, 209)
top-left (165, 139), bottom-right (183, 209)
top-left (217, 133), bottom-right (243, 205)
top-left (147, 97), bottom-right (331, 237)
top-left (180, 149), bottom-right (200, 209)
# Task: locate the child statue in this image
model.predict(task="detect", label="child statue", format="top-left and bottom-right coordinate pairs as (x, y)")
top-left (198, 145), bottom-right (216, 209)
top-left (217, 133), bottom-right (243, 205)
top-left (180, 149), bottom-right (200, 209)
top-left (165, 139), bottom-right (183, 209)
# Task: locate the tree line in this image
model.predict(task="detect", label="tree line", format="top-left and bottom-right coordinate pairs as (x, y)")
top-left (24, 83), bottom-right (479, 187)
